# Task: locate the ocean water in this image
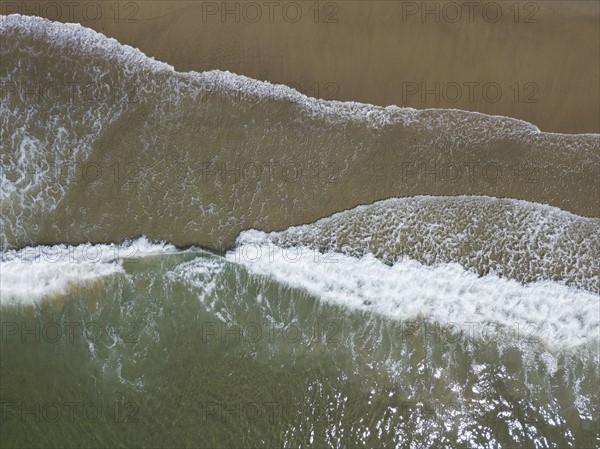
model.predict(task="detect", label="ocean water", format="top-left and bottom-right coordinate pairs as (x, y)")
top-left (1, 14), bottom-right (599, 449)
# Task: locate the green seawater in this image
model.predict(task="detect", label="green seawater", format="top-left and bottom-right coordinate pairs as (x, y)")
top-left (1, 249), bottom-right (598, 448)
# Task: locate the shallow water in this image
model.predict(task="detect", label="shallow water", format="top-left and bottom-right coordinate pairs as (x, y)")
top-left (1, 15), bottom-right (599, 252)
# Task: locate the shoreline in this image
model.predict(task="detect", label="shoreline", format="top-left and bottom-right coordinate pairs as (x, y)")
top-left (4, 13), bottom-right (599, 138)
top-left (2, 0), bottom-right (599, 134)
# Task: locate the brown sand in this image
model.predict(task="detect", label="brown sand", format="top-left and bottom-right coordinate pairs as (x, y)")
top-left (4, 0), bottom-right (599, 134)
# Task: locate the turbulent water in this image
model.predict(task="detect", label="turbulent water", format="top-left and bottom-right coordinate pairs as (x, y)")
top-left (1, 14), bottom-right (599, 449)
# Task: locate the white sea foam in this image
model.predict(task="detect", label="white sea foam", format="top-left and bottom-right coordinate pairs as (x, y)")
top-left (0, 237), bottom-right (175, 304)
top-left (226, 242), bottom-right (600, 351)
top-left (236, 196), bottom-right (600, 293)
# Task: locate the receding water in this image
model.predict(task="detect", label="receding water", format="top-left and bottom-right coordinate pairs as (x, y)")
top-left (1, 15), bottom-right (599, 251)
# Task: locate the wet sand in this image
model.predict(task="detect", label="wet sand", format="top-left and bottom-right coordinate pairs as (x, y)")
top-left (4, 0), bottom-right (599, 134)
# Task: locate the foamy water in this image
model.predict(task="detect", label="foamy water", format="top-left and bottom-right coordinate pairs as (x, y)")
top-left (226, 241), bottom-right (599, 351)
top-left (0, 237), bottom-right (175, 303)
top-left (235, 196), bottom-right (600, 293)
top-left (2, 14), bottom-right (599, 252)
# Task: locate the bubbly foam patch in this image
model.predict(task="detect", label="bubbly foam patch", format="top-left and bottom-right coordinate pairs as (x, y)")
top-left (226, 242), bottom-right (599, 351)
top-left (237, 196), bottom-right (600, 293)
top-left (0, 237), bottom-right (175, 304)
top-left (1, 15), bottom-right (134, 247)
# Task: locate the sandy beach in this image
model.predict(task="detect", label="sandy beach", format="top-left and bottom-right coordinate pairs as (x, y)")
top-left (3, 0), bottom-right (599, 134)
